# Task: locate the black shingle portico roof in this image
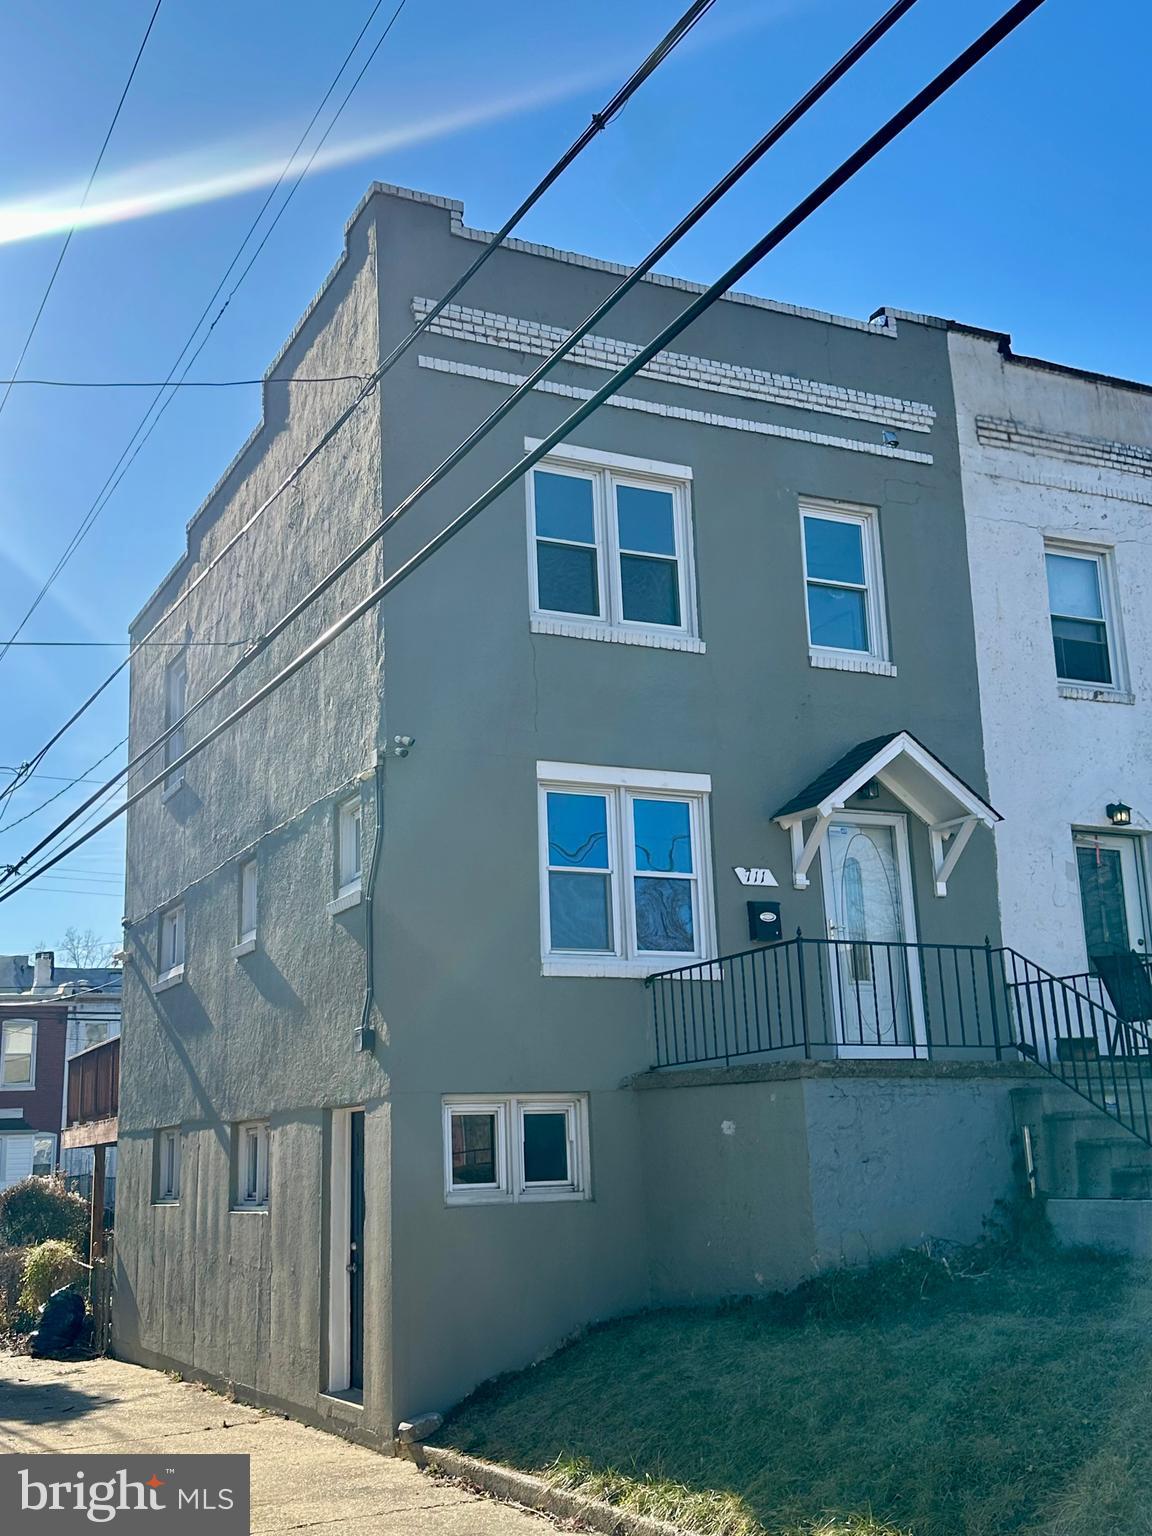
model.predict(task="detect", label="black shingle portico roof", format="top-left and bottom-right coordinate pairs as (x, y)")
top-left (772, 731), bottom-right (999, 822)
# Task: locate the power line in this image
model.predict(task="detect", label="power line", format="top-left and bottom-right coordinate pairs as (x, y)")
top-left (0, 376), bottom-right (367, 389)
top-left (2, 641), bottom-right (254, 648)
top-left (0, 0), bottom-right (719, 806)
top-left (0, 0), bottom-right (1050, 906)
top-left (0, 0), bottom-right (410, 670)
top-left (0, 0), bottom-right (164, 423)
top-left (0, 738), bottom-right (129, 837)
top-left (0, 0), bottom-right (921, 878)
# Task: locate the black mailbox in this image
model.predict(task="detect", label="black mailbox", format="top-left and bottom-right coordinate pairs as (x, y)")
top-left (747, 900), bottom-right (782, 943)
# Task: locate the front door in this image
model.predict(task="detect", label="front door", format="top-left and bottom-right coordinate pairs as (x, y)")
top-left (821, 813), bottom-right (924, 1054)
top-left (1075, 832), bottom-right (1148, 966)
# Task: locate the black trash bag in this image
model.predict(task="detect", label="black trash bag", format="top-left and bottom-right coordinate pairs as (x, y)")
top-left (28, 1286), bottom-right (86, 1357)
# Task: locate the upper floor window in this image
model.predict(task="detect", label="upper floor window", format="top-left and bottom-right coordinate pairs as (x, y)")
top-left (800, 499), bottom-right (889, 666)
top-left (538, 762), bottom-right (714, 978)
top-left (527, 443), bottom-right (699, 648)
top-left (164, 652), bottom-right (187, 782)
top-left (1045, 547), bottom-right (1117, 687)
top-left (239, 858), bottom-right (258, 944)
top-left (338, 798), bottom-right (362, 895)
top-left (0, 1019), bottom-right (36, 1088)
top-left (159, 904), bottom-right (186, 983)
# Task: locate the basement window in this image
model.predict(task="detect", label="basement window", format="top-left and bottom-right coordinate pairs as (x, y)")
top-left (234, 1121), bottom-right (270, 1209)
top-left (443, 1095), bottom-right (589, 1205)
top-left (154, 1127), bottom-right (181, 1203)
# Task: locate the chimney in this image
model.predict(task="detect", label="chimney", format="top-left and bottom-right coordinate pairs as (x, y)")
top-left (32, 950), bottom-right (54, 993)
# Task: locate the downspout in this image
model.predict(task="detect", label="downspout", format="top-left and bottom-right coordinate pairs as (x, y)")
top-left (357, 750), bottom-right (385, 1053)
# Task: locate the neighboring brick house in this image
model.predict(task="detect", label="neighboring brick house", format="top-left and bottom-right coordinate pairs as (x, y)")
top-left (0, 952), bottom-right (121, 1191)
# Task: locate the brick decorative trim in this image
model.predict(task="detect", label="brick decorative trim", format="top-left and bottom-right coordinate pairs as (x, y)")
top-left (418, 356), bottom-right (934, 466)
top-left (976, 416), bottom-right (1152, 478)
top-left (413, 299), bottom-right (935, 433)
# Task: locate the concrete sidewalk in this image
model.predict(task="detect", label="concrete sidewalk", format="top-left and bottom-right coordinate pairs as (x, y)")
top-left (0, 1353), bottom-right (547, 1534)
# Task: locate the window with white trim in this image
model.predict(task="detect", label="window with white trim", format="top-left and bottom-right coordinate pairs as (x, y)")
top-left (800, 500), bottom-right (888, 662)
top-left (528, 446), bottom-right (698, 643)
top-left (159, 904), bottom-right (185, 980)
top-left (443, 1095), bottom-right (588, 1204)
top-left (164, 651), bottom-right (187, 783)
top-left (155, 1127), bottom-right (181, 1202)
top-left (239, 858), bottom-right (258, 943)
top-left (0, 1020), bottom-right (36, 1088)
top-left (1045, 545), bottom-right (1119, 688)
top-left (538, 763), bottom-right (714, 976)
top-left (337, 798), bottom-right (362, 896)
top-left (234, 1121), bottom-right (270, 1208)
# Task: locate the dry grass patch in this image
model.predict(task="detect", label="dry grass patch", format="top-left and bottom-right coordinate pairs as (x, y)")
top-left (441, 1247), bottom-right (1152, 1536)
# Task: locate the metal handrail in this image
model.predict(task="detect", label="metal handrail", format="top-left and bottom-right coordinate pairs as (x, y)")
top-left (646, 936), bottom-right (1152, 1146)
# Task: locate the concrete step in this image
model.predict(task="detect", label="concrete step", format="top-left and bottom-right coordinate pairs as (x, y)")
top-left (1075, 1137), bottom-right (1147, 1198)
top-left (1112, 1166), bottom-right (1152, 1199)
top-left (1049, 1197), bottom-right (1152, 1256)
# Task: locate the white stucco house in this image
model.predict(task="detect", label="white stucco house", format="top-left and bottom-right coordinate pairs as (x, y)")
top-left (949, 323), bottom-right (1152, 986)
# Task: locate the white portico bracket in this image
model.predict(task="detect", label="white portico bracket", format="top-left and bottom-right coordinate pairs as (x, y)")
top-left (787, 811), bottom-right (835, 890)
top-left (929, 815), bottom-right (977, 897)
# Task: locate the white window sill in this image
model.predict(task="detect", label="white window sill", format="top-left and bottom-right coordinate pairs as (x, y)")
top-left (809, 649), bottom-right (896, 677)
top-left (152, 1198), bottom-right (180, 1208)
top-left (231, 937), bottom-right (257, 958)
top-left (231, 1204), bottom-right (269, 1214)
top-left (1057, 683), bottom-right (1135, 705)
top-left (153, 966), bottom-right (185, 993)
top-left (160, 775), bottom-right (186, 804)
top-left (530, 616), bottom-right (705, 654)
top-left (446, 1188), bottom-right (588, 1207)
top-left (0, 1083), bottom-right (34, 1093)
top-left (327, 884), bottom-right (363, 916)
top-left (542, 957), bottom-right (720, 980)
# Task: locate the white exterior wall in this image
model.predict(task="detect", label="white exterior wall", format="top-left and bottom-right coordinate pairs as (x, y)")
top-left (949, 329), bottom-right (1152, 977)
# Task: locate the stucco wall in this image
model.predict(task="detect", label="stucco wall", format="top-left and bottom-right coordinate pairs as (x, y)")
top-left (949, 329), bottom-right (1152, 977)
top-left (637, 1065), bottom-right (1024, 1301)
top-left (366, 186), bottom-right (999, 1415)
top-left (115, 202), bottom-right (394, 1439)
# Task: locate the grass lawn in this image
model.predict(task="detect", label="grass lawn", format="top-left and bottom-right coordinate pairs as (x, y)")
top-left (440, 1246), bottom-right (1152, 1536)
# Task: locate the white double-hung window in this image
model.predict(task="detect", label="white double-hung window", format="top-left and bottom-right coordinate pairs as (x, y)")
top-left (800, 498), bottom-right (891, 673)
top-left (0, 1020), bottom-right (36, 1087)
top-left (527, 442), bottom-right (701, 651)
top-left (1045, 544), bottom-right (1124, 693)
top-left (538, 762), bottom-right (714, 977)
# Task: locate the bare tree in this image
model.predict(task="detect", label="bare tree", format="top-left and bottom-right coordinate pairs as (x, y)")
top-left (58, 927), bottom-right (116, 969)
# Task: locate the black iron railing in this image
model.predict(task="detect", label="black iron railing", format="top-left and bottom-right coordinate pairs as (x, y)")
top-left (647, 936), bottom-right (1152, 1146)
top-left (648, 935), bottom-right (1005, 1067)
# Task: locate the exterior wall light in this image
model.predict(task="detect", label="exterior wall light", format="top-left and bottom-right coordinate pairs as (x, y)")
top-left (1106, 802), bottom-right (1133, 827)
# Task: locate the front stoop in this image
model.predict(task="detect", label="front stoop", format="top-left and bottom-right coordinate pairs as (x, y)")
top-left (400, 1444), bottom-right (689, 1536)
top-left (1013, 1084), bottom-right (1152, 1256)
top-left (1047, 1198), bottom-right (1152, 1257)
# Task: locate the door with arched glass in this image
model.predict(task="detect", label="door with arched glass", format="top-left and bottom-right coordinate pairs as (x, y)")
top-left (820, 812), bottom-right (925, 1055)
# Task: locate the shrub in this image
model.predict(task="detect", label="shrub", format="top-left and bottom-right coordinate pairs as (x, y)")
top-left (18, 1240), bottom-right (83, 1316)
top-left (0, 1246), bottom-right (26, 1329)
top-left (0, 1177), bottom-right (87, 1252)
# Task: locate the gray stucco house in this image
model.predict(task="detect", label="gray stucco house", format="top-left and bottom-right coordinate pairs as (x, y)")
top-left (114, 184), bottom-right (1133, 1446)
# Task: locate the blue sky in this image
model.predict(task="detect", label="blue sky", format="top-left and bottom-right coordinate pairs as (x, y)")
top-left (0, 0), bottom-right (1147, 953)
